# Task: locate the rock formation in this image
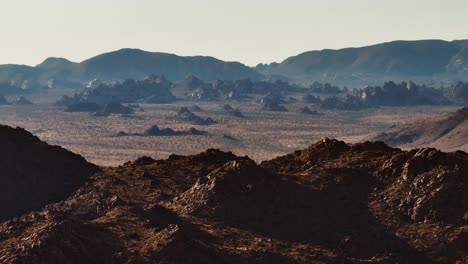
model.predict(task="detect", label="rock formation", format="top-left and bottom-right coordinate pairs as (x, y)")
top-left (13, 96), bottom-right (33, 105)
top-left (298, 106), bottom-right (320, 115)
top-left (97, 102), bottom-right (135, 115)
top-left (175, 107), bottom-right (217, 125)
top-left (116, 125), bottom-right (208, 137)
top-left (227, 108), bottom-right (245, 118)
top-left (143, 126), bottom-right (207, 136)
top-left (0, 132), bottom-right (466, 263)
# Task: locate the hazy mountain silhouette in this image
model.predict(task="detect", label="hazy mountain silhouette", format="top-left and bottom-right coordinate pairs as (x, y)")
top-left (0, 49), bottom-right (262, 84)
top-left (256, 39), bottom-right (468, 83)
top-left (2, 40), bottom-right (468, 86)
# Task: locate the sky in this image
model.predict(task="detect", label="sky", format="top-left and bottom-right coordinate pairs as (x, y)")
top-left (1, 0), bottom-right (468, 66)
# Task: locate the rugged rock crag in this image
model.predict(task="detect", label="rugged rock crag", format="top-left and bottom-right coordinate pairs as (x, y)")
top-left (0, 133), bottom-right (466, 263)
top-left (0, 125), bottom-right (98, 222)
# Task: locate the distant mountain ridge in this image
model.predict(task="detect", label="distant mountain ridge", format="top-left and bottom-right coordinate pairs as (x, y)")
top-left (256, 39), bottom-right (468, 84)
top-left (2, 39), bottom-right (468, 87)
top-left (0, 49), bottom-right (262, 85)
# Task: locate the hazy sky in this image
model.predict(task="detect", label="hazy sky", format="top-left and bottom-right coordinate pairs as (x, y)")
top-left (1, 0), bottom-right (467, 66)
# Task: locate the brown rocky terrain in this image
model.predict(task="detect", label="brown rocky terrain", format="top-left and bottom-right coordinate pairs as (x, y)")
top-left (0, 125), bottom-right (98, 222)
top-left (0, 126), bottom-right (466, 263)
top-left (371, 107), bottom-right (468, 152)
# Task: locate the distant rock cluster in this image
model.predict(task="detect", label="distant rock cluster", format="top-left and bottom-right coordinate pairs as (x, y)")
top-left (259, 94), bottom-right (288, 112)
top-left (0, 95), bottom-right (34, 106)
top-left (116, 125), bottom-right (207, 137)
top-left (175, 107), bottom-right (217, 125)
top-left (318, 81), bottom-right (466, 110)
top-left (176, 75), bottom-right (304, 101)
top-left (221, 104), bottom-right (245, 118)
top-left (57, 75), bottom-right (176, 106)
top-left (65, 102), bottom-right (136, 116)
top-left (298, 106), bottom-right (321, 115)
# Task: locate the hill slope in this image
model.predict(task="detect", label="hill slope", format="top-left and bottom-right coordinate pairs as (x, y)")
top-left (256, 39), bottom-right (468, 84)
top-left (0, 137), bottom-right (466, 263)
top-left (0, 125), bottom-right (98, 222)
top-left (371, 107), bottom-right (468, 152)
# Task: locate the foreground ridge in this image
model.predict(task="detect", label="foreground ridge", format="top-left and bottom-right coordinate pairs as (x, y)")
top-left (0, 129), bottom-right (466, 263)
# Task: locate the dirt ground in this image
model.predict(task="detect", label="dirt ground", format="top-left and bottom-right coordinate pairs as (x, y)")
top-left (0, 101), bottom-right (459, 166)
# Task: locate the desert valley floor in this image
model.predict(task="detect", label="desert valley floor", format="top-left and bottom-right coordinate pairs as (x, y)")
top-left (0, 101), bottom-right (460, 166)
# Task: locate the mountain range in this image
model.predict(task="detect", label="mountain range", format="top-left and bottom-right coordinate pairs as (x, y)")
top-left (0, 49), bottom-right (262, 85)
top-left (256, 39), bottom-right (468, 84)
top-left (1, 39), bottom-right (468, 86)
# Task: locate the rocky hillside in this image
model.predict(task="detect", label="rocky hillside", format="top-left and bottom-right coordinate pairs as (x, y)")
top-left (0, 132), bottom-right (466, 263)
top-left (256, 39), bottom-right (468, 84)
top-left (0, 125), bottom-right (98, 222)
top-left (372, 107), bottom-right (468, 152)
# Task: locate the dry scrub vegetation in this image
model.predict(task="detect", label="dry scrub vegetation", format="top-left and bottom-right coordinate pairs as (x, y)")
top-left (0, 102), bottom-right (458, 166)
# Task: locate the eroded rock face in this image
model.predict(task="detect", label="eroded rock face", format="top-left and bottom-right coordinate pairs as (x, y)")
top-left (169, 159), bottom-right (269, 217)
top-left (385, 148), bottom-right (468, 224)
top-left (0, 135), bottom-right (466, 263)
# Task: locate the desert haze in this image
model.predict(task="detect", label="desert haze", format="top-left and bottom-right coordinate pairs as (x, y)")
top-left (0, 1), bottom-right (467, 263)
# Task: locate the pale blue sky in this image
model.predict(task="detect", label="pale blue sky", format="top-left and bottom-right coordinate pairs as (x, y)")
top-left (1, 0), bottom-right (467, 66)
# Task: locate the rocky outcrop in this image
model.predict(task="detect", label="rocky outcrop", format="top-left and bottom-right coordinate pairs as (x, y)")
top-left (60, 75), bottom-right (176, 105)
top-left (259, 94), bottom-right (288, 112)
top-left (298, 106), bottom-right (320, 115)
top-left (222, 104), bottom-right (234, 111)
top-left (175, 107), bottom-right (217, 125)
top-left (0, 136), bottom-right (466, 263)
top-left (116, 125), bottom-right (208, 137)
top-left (301, 94), bottom-right (320, 103)
top-left (170, 159), bottom-right (269, 217)
top-left (95, 102), bottom-right (135, 116)
top-left (383, 148), bottom-right (467, 224)
top-left (143, 126), bottom-right (207, 136)
top-left (13, 96), bottom-right (33, 105)
top-left (228, 108), bottom-right (245, 118)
